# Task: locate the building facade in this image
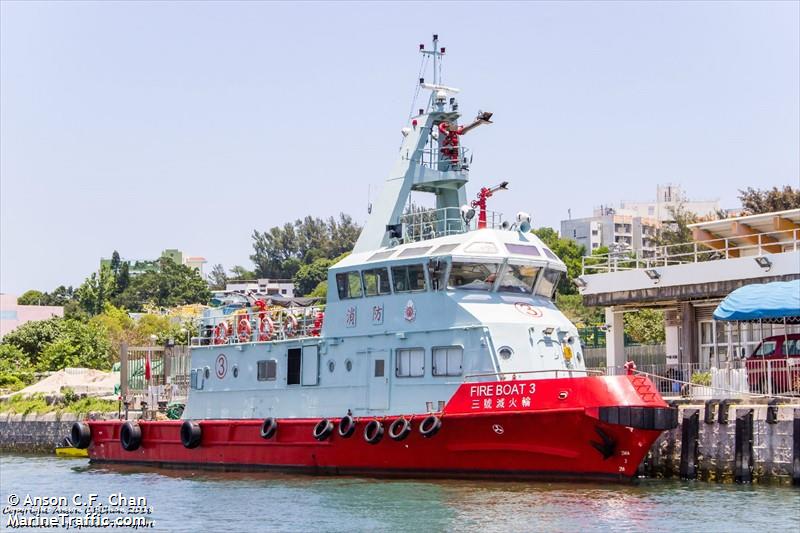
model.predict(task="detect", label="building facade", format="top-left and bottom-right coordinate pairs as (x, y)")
top-left (224, 279), bottom-right (295, 298)
top-left (0, 294), bottom-right (64, 338)
top-left (561, 208), bottom-right (660, 256)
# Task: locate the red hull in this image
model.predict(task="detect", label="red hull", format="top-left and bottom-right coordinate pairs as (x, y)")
top-left (86, 375), bottom-right (675, 482)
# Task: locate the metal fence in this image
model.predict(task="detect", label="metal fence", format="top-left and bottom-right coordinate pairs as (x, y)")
top-left (195, 307), bottom-right (326, 346)
top-left (121, 345), bottom-right (191, 409)
top-left (593, 358), bottom-right (800, 400)
top-left (584, 344), bottom-right (666, 368)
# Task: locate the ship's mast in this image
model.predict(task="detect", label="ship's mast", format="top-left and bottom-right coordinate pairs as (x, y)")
top-left (352, 35), bottom-right (491, 253)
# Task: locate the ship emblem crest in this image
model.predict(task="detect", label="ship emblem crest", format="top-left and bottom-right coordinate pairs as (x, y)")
top-left (404, 300), bottom-right (416, 322)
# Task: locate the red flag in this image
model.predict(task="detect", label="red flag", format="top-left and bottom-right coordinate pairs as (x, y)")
top-left (145, 352), bottom-right (152, 382)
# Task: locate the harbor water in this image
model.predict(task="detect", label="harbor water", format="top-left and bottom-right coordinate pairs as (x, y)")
top-left (1, 455), bottom-right (798, 532)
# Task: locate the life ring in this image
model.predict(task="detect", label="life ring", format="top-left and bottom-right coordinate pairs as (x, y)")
top-left (71, 421), bottom-right (92, 449)
top-left (284, 314), bottom-right (299, 337)
top-left (310, 312), bottom-right (324, 337)
top-left (419, 415), bottom-right (441, 438)
top-left (214, 323), bottom-right (230, 345)
top-left (338, 415), bottom-right (356, 438)
top-left (181, 420), bottom-right (202, 449)
top-left (237, 316), bottom-right (252, 343)
top-left (120, 421), bottom-right (142, 451)
top-left (388, 417), bottom-right (412, 441)
top-left (258, 316), bottom-right (274, 341)
top-left (313, 419), bottom-right (334, 441)
top-left (260, 417), bottom-right (278, 439)
top-left (363, 420), bottom-right (384, 445)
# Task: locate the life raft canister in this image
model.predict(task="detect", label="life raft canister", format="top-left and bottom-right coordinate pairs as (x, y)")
top-left (181, 420), bottom-right (202, 449)
top-left (419, 415), bottom-right (441, 438)
top-left (120, 421), bottom-right (142, 451)
top-left (363, 420), bottom-right (384, 445)
top-left (388, 417), bottom-right (412, 441)
top-left (313, 419), bottom-right (334, 441)
top-left (338, 415), bottom-right (356, 438)
top-left (237, 315), bottom-right (252, 343)
top-left (260, 417), bottom-right (278, 439)
top-left (214, 323), bottom-right (230, 345)
top-left (71, 421), bottom-right (92, 449)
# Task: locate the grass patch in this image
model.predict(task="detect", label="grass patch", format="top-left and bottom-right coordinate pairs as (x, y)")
top-left (0, 392), bottom-right (117, 416)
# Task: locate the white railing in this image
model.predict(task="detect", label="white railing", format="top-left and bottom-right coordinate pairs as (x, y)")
top-left (194, 306), bottom-right (326, 346)
top-left (400, 207), bottom-right (504, 244)
top-left (594, 358), bottom-right (800, 400)
top-left (582, 228), bottom-right (799, 274)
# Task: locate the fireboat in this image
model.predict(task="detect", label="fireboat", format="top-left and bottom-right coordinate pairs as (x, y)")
top-left (73, 36), bottom-right (677, 481)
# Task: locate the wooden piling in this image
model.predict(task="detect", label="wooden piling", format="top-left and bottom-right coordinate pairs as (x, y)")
top-left (734, 409), bottom-right (754, 484)
top-left (680, 409), bottom-right (699, 480)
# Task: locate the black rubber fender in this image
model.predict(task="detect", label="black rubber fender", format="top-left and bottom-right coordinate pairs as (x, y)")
top-left (419, 415), bottom-right (442, 438)
top-left (364, 420), bottom-right (384, 445)
top-left (388, 417), bottom-right (411, 441)
top-left (120, 421), bottom-right (142, 451)
top-left (181, 420), bottom-right (202, 449)
top-left (338, 415), bottom-right (356, 438)
top-left (599, 406), bottom-right (678, 430)
top-left (71, 421), bottom-right (91, 449)
top-left (313, 419), bottom-right (334, 441)
top-left (260, 417), bottom-right (278, 439)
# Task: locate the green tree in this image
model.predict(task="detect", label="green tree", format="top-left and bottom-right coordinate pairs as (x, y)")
top-left (294, 258), bottom-right (333, 296)
top-left (0, 317), bottom-right (67, 365)
top-left (116, 262), bottom-right (131, 294)
top-left (75, 265), bottom-right (116, 315)
top-left (251, 213), bottom-right (360, 278)
top-left (531, 227), bottom-right (585, 295)
top-left (36, 320), bottom-right (112, 371)
top-left (624, 309), bottom-right (666, 344)
top-left (110, 250), bottom-right (122, 277)
top-left (738, 186), bottom-right (800, 214)
top-left (229, 265), bottom-right (257, 280)
top-left (114, 258), bottom-right (210, 311)
top-left (555, 293), bottom-right (604, 327)
top-left (207, 264), bottom-right (228, 290)
top-left (17, 290), bottom-right (45, 305)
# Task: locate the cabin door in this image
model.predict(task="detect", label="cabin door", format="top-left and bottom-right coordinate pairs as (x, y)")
top-left (368, 351), bottom-right (389, 410)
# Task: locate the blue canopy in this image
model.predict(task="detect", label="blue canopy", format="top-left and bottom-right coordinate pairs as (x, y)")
top-left (713, 280), bottom-right (800, 321)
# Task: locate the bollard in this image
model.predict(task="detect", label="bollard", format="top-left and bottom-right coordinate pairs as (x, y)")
top-left (680, 409), bottom-right (699, 480)
top-left (718, 400), bottom-right (731, 425)
top-left (734, 409), bottom-right (754, 484)
top-left (793, 409), bottom-right (800, 487)
top-left (704, 400), bottom-right (718, 424)
top-left (766, 399), bottom-right (779, 425)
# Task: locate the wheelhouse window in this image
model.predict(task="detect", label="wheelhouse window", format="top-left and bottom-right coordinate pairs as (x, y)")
top-left (432, 346), bottom-right (463, 376)
top-left (448, 262), bottom-right (500, 291)
top-left (536, 269), bottom-right (561, 299)
top-left (396, 347), bottom-right (425, 377)
top-left (257, 360), bottom-right (277, 381)
top-left (498, 263), bottom-right (540, 294)
top-left (362, 268), bottom-right (391, 296)
top-left (391, 264), bottom-right (426, 292)
top-left (335, 271), bottom-right (363, 299)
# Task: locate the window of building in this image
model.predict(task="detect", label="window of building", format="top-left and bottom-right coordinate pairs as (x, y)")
top-left (335, 271), bottom-right (363, 299)
top-left (287, 348), bottom-right (301, 385)
top-left (362, 268), bottom-right (391, 296)
top-left (498, 263), bottom-right (540, 294)
top-left (395, 348), bottom-right (424, 377)
top-left (573, 229), bottom-right (577, 238)
top-left (257, 360), bottom-right (277, 381)
top-left (432, 346), bottom-right (463, 376)
top-left (536, 269), bottom-right (561, 299)
top-left (391, 264), bottom-right (427, 292)
top-left (448, 262), bottom-right (500, 291)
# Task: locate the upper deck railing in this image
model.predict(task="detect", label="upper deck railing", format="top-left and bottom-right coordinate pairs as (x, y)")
top-left (582, 228), bottom-right (800, 275)
top-left (192, 306), bottom-right (326, 346)
top-left (399, 207), bottom-right (504, 244)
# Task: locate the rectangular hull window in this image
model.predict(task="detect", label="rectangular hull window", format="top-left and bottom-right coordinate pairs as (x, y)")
top-left (396, 348), bottom-right (425, 377)
top-left (433, 346), bottom-right (463, 376)
top-left (257, 360), bottom-right (277, 381)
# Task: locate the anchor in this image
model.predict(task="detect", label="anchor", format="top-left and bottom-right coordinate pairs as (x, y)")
top-left (590, 426), bottom-right (617, 460)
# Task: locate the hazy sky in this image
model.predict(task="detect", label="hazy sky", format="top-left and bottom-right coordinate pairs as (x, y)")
top-left (1, 1), bottom-right (798, 295)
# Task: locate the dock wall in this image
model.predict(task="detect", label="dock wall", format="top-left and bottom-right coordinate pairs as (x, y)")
top-left (0, 412), bottom-right (117, 453)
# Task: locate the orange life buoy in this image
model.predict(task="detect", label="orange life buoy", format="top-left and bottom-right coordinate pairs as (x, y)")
top-left (258, 316), bottom-right (274, 341)
top-left (214, 323), bottom-right (230, 345)
top-left (237, 316), bottom-right (252, 343)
